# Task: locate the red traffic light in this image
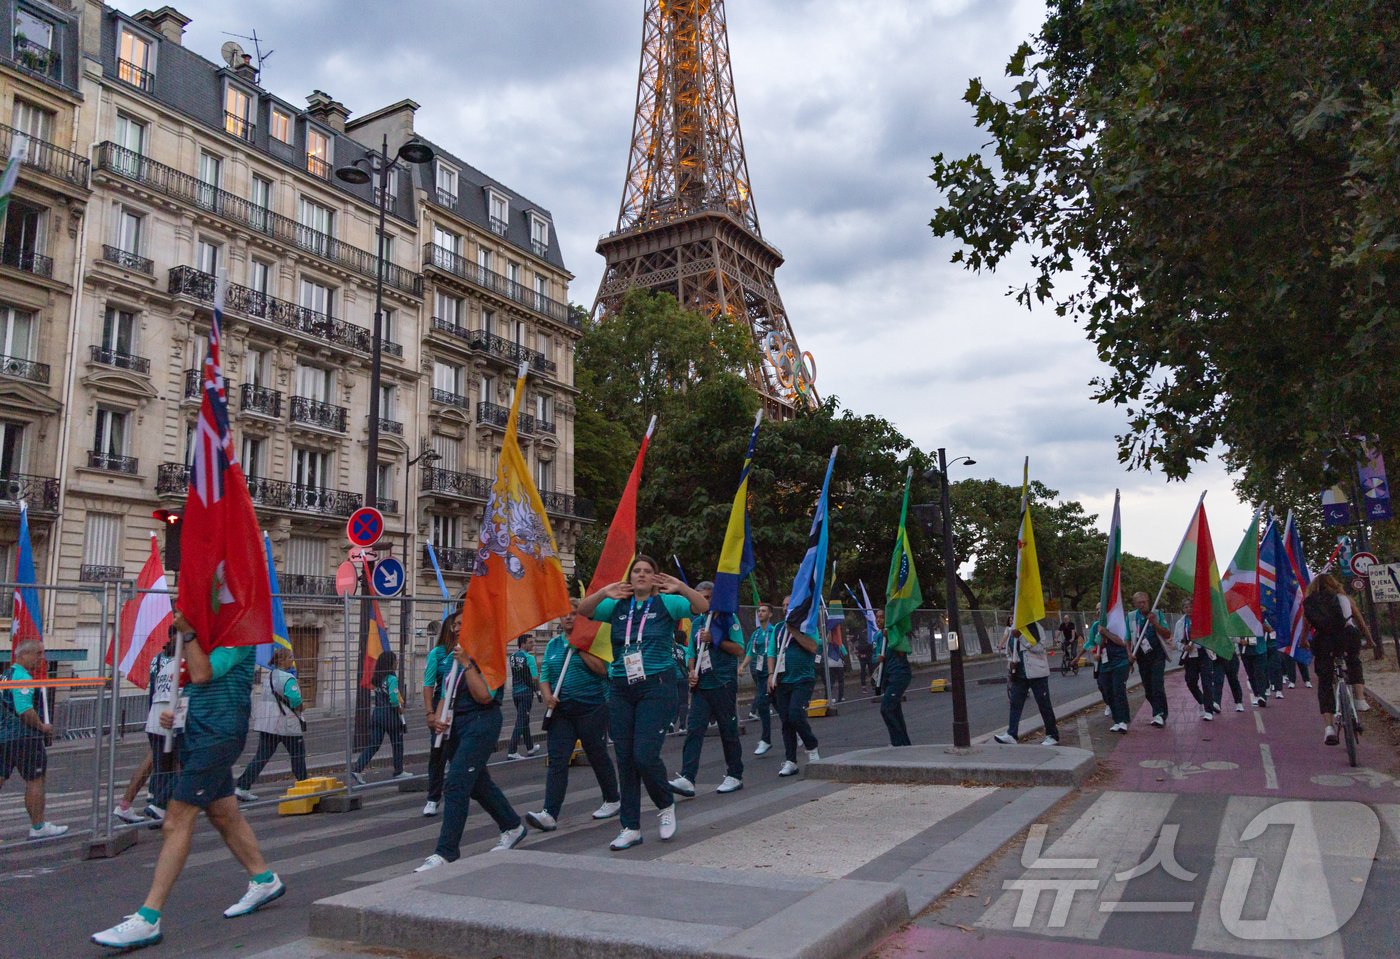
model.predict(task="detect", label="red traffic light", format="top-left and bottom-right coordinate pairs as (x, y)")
top-left (152, 509), bottom-right (182, 526)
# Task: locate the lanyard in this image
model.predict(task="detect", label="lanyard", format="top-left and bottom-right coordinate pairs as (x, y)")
top-left (623, 596), bottom-right (654, 649)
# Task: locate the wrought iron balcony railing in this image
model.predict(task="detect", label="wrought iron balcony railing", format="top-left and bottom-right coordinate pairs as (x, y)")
top-left (306, 155), bottom-right (330, 180)
top-left (0, 122), bottom-right (90, 186)
top-left (13, 37), bottom-right (60, 80)
top-left (488, 216), bottom-right (509, 237)
top-left (116, 58), bottom-right (154, 92)
top-left (224, 112), bottom-right (255, 142)
top-left (79, 564), bottom-right (124, 583)
top-left (428, 544), bottom-right (475, 572)
top-left (0, 244), bottom-right (53, 278)
top-left (101, 244), bottom-right (154, 274)
top-left (290, 395), bottom-right (348, 433)
top-left (96, 144), bottom-right (423, 295)
top-left (422, 243), bottom-right (570, 326)
top-left (531, 239), bottom-right (549, 258)
top-left (183, 367), bottom-right (231, 400)
top-left (429, 315), bottom-right (478, 347)
top-left (170, 266), bottom-right (372, 354)
top-left (377, 497), bottom-right (399, 515)
top-left (536, 418), bottom-right (557, 436)
top-left (0, 353), bottom-right (50, 384)
top-left (435, 189), bottom-right (457, 207)
top-left (0, 471), bottom-right (60, 511)
top-left (156, 463), bottom-right (190, 495)
top-left (377, 417), bottom-right (403, 436)
top-left (421, 466), bottom-right (491, 501)
top-left (430, 388), bottom-right (469, 410)
top-left (476, 402), bottom-right (535, 434)
top-left (240, 383), bottom-right (282, 417)
top-left (88, 452), bottom-right (139, 474)
top-left (539, 490), bottom-right (595, 519)
top-left (246, 476), bottom-right (362, 517)
top-left (474, 329), bottom-right (555, 374)
top-left (282, 573), bottom-right (338, 596)
top-left (89, 345), bottom-right (151, 374)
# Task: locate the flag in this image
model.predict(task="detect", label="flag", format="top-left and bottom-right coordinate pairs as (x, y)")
top-left (1282, 511), bottom-right (1313, 660)
top-left (0, 133), bottom-right (27, 224)
top-left (1097, 490), bottom-right (1127, 643)
top-left (10, 502), bottom-right (44, 680)
top-left (1164, 498), bottom-right (1234, 659)
top-left (885, 465), bottom-right (923, 650)
top-left (786, 446), bottom-right (838, 639)
top-left (258, 532), bottom-right (294, 669)
top-left (709, 411), bottom-right (761, 648)
top-left (177, 274), bottom-right (272, 652)
top-left (1012, 458), bottom-right (1046, 644)
top-left (423, 541), bottom-right (457, 620)
top-left (361, 589), bottom-right (392, 689)
top-left (1222, 509), bottom-right (1262, 636)
top-left (457, 364), bottom-right (572, 691)
top-left (857, 580), bottom-right (880, 638)
top-left (570, 415), bottom-right (657, 662)
top-left (1260, 517), bottom-right (1288, 647)
top-left (114, 535), bottom-right (174, 687)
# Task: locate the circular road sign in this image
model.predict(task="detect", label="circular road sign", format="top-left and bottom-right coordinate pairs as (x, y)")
top-left (1351, 551), bottom-right (1379, 577)
top-left (347, 507), bottom-right (384, 548)
top-left (372, 557), bottom-right (406, 597)
top-left (335, 561), bottom-right (358, 597)
top-left (1352, 577), bottom-right (1367, 593)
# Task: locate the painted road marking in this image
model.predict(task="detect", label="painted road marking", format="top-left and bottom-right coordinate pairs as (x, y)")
top-left (1255, 711), bottom-right (1266, 735)
top-left (1260, 744), bottom-right (1279, 790)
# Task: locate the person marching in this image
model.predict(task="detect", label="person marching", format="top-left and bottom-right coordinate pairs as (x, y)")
top-left (524, 601), bottom-right (621, 831)
top-left (1, 639), bottom-right (67, 840)
top-left (351, 651), bottom-right (409, 784)
top-left (875, 609), bottom-right (913, 747)
top-left (1084, 604), bottom-right (1114, 718)
top-left (740, 603), bottom-right (776, 755)
top-left (419, 610), bottom-right (460, 817)
top-left (670, 581), bottom-right (745, 797)
top-left (1240, 628), bottom-right (1270, 709)
top-left (1095, 614), bottom-right (1133, 732)
top-left (994, 615), bottom-right (1060, 746)
top-left (506, 636), bottom-right (541, 759)
top-left (579, 555), bottom-right (708, 850)
top-left (1177, 601), bottom-right (1224, 720)
top-left (113, 633), bottom-right (178, 825)
top-left (1127, 591), bottom-right (1173, 726)
top-left (669, 625), bottom-right (690, 734)
top-left (767, 593), bottom-right (821, 776)
top-left (234, 646), bottom-right (306, 801)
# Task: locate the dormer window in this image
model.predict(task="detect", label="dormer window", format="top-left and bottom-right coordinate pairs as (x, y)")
top-left (15, 8), bottom-right (60, 81)
top-left (435, 162), bottom-right (458, 206)
top-left (306, 127), bottom-right (331, 179)
top-left (529, 213), bottom-right (550, 257)
top-left (487, 189), bottom-right (509, 236)
top-left (224, 85), bottom-right (254, 142)
top-left (116, 26), bottom-right (154, 91)
top-left (269, 107), bottom-right (293, 145)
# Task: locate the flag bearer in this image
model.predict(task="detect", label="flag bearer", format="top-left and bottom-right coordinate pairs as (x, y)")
top-left (234, 646), bottom-right (307, 800)
top-left (874, 609), bottom-right (913, 746)
top-left (767, 595), bottom-right (821, 777)
top-left (419, 612), bottom-right (460, 817)
top-left (739, 603), bottom-right (775, 754)
top-left (670, 581), bottom-right (745, 797)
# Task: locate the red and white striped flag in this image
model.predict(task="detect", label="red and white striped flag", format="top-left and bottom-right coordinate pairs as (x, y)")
top-left (114, 535), bottom-right (174, 688)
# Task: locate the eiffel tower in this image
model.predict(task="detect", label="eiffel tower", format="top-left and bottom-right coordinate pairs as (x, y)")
top-left (593, 0), bottom-right (817, 416)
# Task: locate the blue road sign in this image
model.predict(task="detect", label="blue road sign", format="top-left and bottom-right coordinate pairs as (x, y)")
top-left (347, 507), bottom-right (384, 547)
top-left (372, 556), bottom-right (406, 597)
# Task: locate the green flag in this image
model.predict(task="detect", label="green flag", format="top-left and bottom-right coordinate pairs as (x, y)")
top-left (885, 465), bottom-right (923, 650)
top-left (1164, 497), bottom-right (1234, 659)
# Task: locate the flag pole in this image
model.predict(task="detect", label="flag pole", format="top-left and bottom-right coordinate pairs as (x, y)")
top-left (542, 646), bottom-right (574, 729)
top-left (1151, 491), bottom-right (1208, 616)
top-left (165, 630), bottom-right (185, 753)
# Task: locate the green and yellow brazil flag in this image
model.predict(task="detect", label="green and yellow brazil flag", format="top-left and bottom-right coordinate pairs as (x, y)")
top-left (884, 466), bottom-right (922, 649)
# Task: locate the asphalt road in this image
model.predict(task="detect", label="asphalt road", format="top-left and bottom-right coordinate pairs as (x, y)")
top-left (1, 657), bottom-right (1101, 958)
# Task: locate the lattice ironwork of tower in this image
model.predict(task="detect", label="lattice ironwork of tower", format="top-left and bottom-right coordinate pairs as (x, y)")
top-left (593, 0), bottom-right (817, 416)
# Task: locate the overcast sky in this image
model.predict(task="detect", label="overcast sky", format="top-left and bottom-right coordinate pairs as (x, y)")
top-left (121, 0), bottom-right (1255, 564)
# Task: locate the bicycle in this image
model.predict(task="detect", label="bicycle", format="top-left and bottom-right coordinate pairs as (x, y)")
top-left (1059, 642), bottom-right (1080, 677)
top-left (1332, 651), bottom-right (1360, 768)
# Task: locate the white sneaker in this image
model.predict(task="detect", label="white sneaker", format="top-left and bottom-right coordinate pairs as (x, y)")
top-left (394, 771), bottom-right (415, 780)
top-left (235, 788), bottom-right (258, 802)
top-left (1151, 714), bottom-right (1165, 727)
top-left (1324, 725), bottom-right (1339, 746)
top-left (592, 800), bottom-right (621, 820)
top-left (1202, 710), bottom-right (1213, 721)
top-left (27, 822), bottom-right (68, 839)
top-left (1041, 736), bottom-right (1059, 746)
top-left (1305, 681), bottom-right (1312, 688)
top-left (994, 733), bottom-right (1017, 745)
top-left (778, 760), bottom-right (799, 776)
top-left (422, 801), bottom-right (439, 817)
top-left (92, 914), bottom-right (162, 949)
top-left (528, 745), bottom-right (541, 756)
top-left (1103, 706), bottom-right (1112, 717)
top-left (1357, 700), bottom-right (1371, 712)
top-left (716, 775), bottom-right (743, 794)
top-left (525, 810), bottom-right (557, 832)
top-left (806, 748), bottom-right (821, 762)
top-left (668, 775), bottom-right (696, 797)
top-left (113, 805), bottom-right (145, 824)
top-left (493, 824), bottom-right (527, 851)
top-left (507, 752), bottom-right (525, 760)
top-left (609, 828), bottom-right (643, 851)
top-left (754, 740), bottom-right (772, 756)
top-left (1275, 690), bottom-right (1284, 699)
top-left (1110, 722), bottom-right (1128, 733)
top-left (351, 771), bottom-right (365, 785)
top-left (1235, 704), bottom-right (1244, 712)
top-left (223, 875), bottom-right (285, 917)
top-left (415, 853), bottom-right (448, 872)
top-left (658, 805), bottom-right (677, 840)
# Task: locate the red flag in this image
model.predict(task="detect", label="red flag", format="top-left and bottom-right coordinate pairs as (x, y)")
top-left (176, 276), bottom-right (272, 652)
top-left (113, 535), bottom-right (174, 687)
top-left (569, 416), bottom-right (656, 662)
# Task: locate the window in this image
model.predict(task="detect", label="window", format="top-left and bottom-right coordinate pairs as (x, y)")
top-left (477, 247), bottom-right (492, 274)
top-left (478, 374), bottom-right (495, 405)
top-left (250, 176), bottom-right (273, 232)
top-left (432, 225), bottom-right (461, 256)
top-left (481, 309), bottom-right (496, 337)
top-left (376, 463), bottom-right (393, 504)
top-left (297, 197), bottom-right (334, 256)
top-left (0, 420), bottom-right (26, 477)
top-left (376, 167), bottom-right (398, 204)
top-left (534, 274), bottom-right (550, 308)
top-left (536, 393), bottom-right (554, 426)
top-left (115, 207), bottom-right (143, 255)
top-left (306, 128), bottom-right (331, 178)
top-left (82, 512), bottom-right (122, 570)
top-left (245, 348), bottom-right (268, 388)
top-left (487, 190), bottom-right (509, 234)
top-left (15, 9), bottom-right (59, 79)
top-left (249, 260), bottom-right (272, 296)
top-left (286, 535), bottom-right (326, 577)
top-left (224, 86), bottom-right (253, 141)
top-left (11, 99), bottom-right (53, 144)
top-left (529, 214), bottom-right (550, 255)
top-left (534, 457), bottom-right (554, 494)
top-left (270, 108), bottom-right (293, 145)
top-left (435, 163), bottom-right (458, 204)
top-left (434, 361), bottom-right (463, 396)
top-left (431, 514), bottom-right (460, 549)
top-left (197, 238), bottom-right (220, 275)
top-left (113, 112), bottom-right (146, 175)
top-left (510, 318), bottom-right (526, 346)
top-left (379, 307), bottom-right (397, 345)
top-left (93, 407), bottom-right (129, 458)
top-left (295, 363), bottom-right (333, 402)
top-left (434, 291), bottom-right (463, 326)
top-left (0, 305), bottom-right (33, 360)
top-left (291, 447), bottom-right (328, 488)
top-left (117, 28), bottom-right (154, 89)
top-left (508, 261), bottom-right (522, 286)
top-left (432, 435), bottom-right (461, 472)
top-left (536, 331), bottom-right (552, 363)
top-left (196, 151), bottom-right (222, 210)
top-left (241, 435), bottom-right (263, 477)
top-left (378, 383), bottom-right (396, 420)
top-left (298, 277), bottom-right (333, 317)
top-left (102, 307), bottom-right (136, 356)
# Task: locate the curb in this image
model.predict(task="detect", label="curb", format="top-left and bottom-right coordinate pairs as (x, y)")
top-left (971, 669), bottom-right (1148, 744)
top-left (1366, 684), bottom-right (1400, 721)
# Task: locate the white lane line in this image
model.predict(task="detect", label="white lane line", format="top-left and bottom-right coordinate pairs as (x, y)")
top-left (1259, 744), bottom-right (1278, 790)
top-left (1076, 714), bottom-right (1091, 747)
top-left (1254, 711), bottom-right (1266, 735)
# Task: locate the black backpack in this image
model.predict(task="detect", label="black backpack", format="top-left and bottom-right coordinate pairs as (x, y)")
top-left (1303, 591), bottom-right (1346, 637)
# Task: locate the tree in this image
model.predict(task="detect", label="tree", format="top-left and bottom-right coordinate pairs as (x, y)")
top-left (929, 0), bottom-right (1400, 503)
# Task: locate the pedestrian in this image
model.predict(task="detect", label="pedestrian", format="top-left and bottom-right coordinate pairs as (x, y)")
top-left (352, 651), bottom-right (409, 784)
top-left (579, 555), bottom-right (708, 850)
top-left (669, 625), bottom-right (689, 733)
top-left (92, 612), bottom-right (284, 950)
top-left (1, 638), bottom-right (67, 840)
top-left (739, 602), bottom-right (775, 755)
top-left (1085, 605), bottom-right (1114, 718)
top-left (1095, 608), bottom-right (1133, 732)
top-left (234, 647), bottom-right (307, 800)
top-left (1127, 592), bottom-right (1173, 726)
top-left (1302, 575), bottom-right (1371, 746)
top-left (1263, 618), bottom-right (1294, 694)
top-left (670, 581), bottom-right (745, 798)
top-left (413, 643), bottom-right (529, 872)
top-left (114, 634), bottom-right (178, 825)
top-left (855, 624), bottom-right (874, 692)
top-left (874, 609), bottom-right (912, 747)
top-left (994, 616), bottom-right (1060, 746)
top-left (1175, 603), bottom-right (1223, 720)
top-left (1279, 624), bottom-right (1310, 691)
top-left (767, 594), bottom-right (821, 776)
top-left (505, 636), bottom-right (541, 759)
top-left (1217, 644), bottom-right (1247, 712)
top-left (419, 610), bottom-right (460, 817)
top-left (524, 600), bottom-right (621, 831)
top-left (1240, 631), bottom-right (1269, 709)
top-left (822, 627), bottom-right (847, 703)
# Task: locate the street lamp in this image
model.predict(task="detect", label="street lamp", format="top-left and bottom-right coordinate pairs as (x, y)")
top-left (925, 449), bottom-right (976, 749)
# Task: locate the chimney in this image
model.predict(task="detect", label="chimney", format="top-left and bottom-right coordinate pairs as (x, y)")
top-left (133, 6), bottom-right (191, 46)
top-left (232, 53), bottom-right (259, 85)
top-left (306, 90), bottom-right (351, 133)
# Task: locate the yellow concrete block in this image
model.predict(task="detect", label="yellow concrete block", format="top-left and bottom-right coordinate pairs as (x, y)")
top-left (929, 678), bottom-right (949, 693)
top-left (277, 776), bottom-right (343, 815)
top-left (278, 797), bottom-right (319, 815)
top-left (807, 699), bottom-right (829, 718)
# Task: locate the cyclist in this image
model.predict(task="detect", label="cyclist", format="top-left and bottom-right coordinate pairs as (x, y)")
top-left (1302, 575), bottom-right (1371, 746)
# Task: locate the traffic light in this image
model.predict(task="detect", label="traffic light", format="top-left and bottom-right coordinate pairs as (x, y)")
top-left (152, 509), bottom-right (183, 571)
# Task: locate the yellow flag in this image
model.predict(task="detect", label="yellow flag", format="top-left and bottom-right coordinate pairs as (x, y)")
top-left (1012, 457), bottom-right (1046, 642)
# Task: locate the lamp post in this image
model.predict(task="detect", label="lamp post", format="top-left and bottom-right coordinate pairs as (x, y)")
top-left (927, 449), bottom-right (976, 749)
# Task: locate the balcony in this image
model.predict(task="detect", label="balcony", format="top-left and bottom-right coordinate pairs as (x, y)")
top-left (246, 477), bottom-right (361, 517)
top-left (536, 418), bottom-right (557, 436)
top-left (475, 329), bottom-right (555, 375)
top-left (0, 472), bottom-right (60, 512)
top-left (489, 216), bottom-right (509, 237)
top-left (476, 402), bottom-right (535, 434)
top-left (79, 565), bottom-right (124, 583)
top-left (0, 354), bottom-right (50, 385)
top-left (377, 497), bottom-right (399, 515)
top-left (539, 490), bottom-right (595, 520)
top-left (423, 243), bottom-right (570, 326)
top-left (183, 367), bottom-right (231, 400)
top-left (428, 544), bottom-right (475, 573)
top-left (240, 383), bottom-right (282, 418)
top-left (282, 573), bottom-right (338, 597)
top-left (224, 112), bottom-right (255, 143)
top-left (116, 58), bottom-right (154, 92)
top-left (0, 122), bottom-right (90, 187)
top-left (0, 244), bottom-right (53, 279)
top-left (531, 238), bottom-right (549, 258)
top-left (89, 345), bottom-right (150, 374)
top-left (435, 189), bottom-right (457, 207)
top-left (306, 155), bottom-right (330, 180)
top-left (101, 244), bottom-right (154, 274)
top-left (290, 395), bottom-right (348, 433)
top-left (13, 37), bottom-right (60, 81)
top-left (377, 417), bottom-right (403, 436)
top-left (170, 266), bottom-right (372, 354)
top-left (429, 315), bottom-right (479, 348)
top-left (156, 463), bottom-right (190, 495)
top-left (95, 144), bottom-right (423, 295)
top-left (382, 339), bottom-right (404, 358)
top-left (421, 465), bottom-right (491, 501)
top-left (88, 452), bottom-right (139, 475)
top-left (430, 388), bottom-right (469, 410)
